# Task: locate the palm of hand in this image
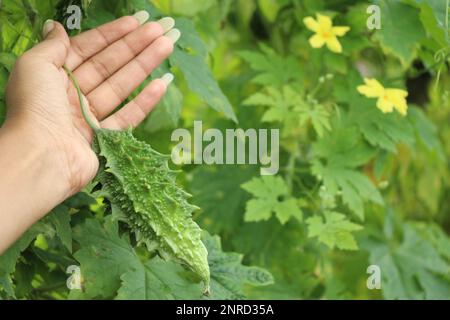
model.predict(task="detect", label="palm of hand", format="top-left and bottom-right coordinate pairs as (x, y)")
top-left (6, 16), bottom-right (176, 195)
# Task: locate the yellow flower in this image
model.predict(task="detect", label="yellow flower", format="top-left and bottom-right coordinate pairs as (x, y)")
top-left (357, 78), bottom-right (408, 116)
top-left (303, 14), bottom-right (350, 53)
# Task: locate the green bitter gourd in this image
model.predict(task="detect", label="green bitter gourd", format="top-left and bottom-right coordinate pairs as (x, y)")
top-left (64, 67), bottom-right (210, 292)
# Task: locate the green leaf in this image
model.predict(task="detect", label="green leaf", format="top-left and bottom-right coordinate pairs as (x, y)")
top-left (0, 275), bottom-right (14, 297)
top-left (191, 165), bottom-right (258, 234)
top-left (0, 52), bottom-right (16, 72)
top-left (418, 2), bottom-right (447, 47)
top-left (374, 0), bottom-right (426, 65)
top-left (203, 232), bottom-right (274, 299)
top-left (0, 221), bottom-right (55, 298)
top-left (74, 217), bottom-right (204, 300)
top-left (363, 224), bottom-right (450, 299)
top-left (244, 86), bottom-right (330, 137)
top-left (349, 104), bottom-right (415, 152)
top-left (241, 176), bottom-right (302, 224)
top-left (73, 218), bottom-right (140, 299)
top-left (47, 205), bottom-right (72, 252)
top-left (409, 106), bottom-right (445, 158)
top-left (312, 120), bottom-right (383, 219)
top-left (306, 211), bottom-right (363, 250)
top-left (0, 223), bottom-right (47, 277)
top-left (239, 44), bottom-right (303, 86)
top-left (170, 18), bottom-right (237, 122)
top-left (117, 257), bottom-right (202, 300)
top-left (406, 0), bottom-right (449, 30)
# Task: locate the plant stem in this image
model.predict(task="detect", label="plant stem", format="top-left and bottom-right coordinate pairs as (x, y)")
top-left (63, 65), bottom-right (99, 131)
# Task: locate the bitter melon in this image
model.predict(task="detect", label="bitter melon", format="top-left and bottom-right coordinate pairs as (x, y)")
top-left (64, 67), bottom-right (210, 292)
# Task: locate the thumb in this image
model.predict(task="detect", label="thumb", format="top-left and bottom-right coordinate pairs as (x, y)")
top-left (30, 20), bottom-right (70, 67)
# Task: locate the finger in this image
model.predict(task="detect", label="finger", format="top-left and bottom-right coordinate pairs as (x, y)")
top-left (26, 20), bottom-right (69, 67)
top-left (88, 29), bottom-right (180, 119)
top-left (73, 19), bottom-right (174, 94)
top-left (101, 74), bottom-right (173, 130)
top-left (65, 12), bottom-right (149, 70)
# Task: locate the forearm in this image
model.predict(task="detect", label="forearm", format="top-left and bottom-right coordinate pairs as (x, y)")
top-left (0, 120), bottom-right (69, 254)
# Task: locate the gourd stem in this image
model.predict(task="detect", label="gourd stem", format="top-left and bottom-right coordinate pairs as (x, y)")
top-left (63, 65), bottom-right (100, 131)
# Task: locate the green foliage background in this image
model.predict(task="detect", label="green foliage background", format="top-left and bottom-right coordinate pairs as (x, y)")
top-left (1, 0), bottom-right (450, 300)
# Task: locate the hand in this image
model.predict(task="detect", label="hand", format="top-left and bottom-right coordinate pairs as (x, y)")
top-left (0, 12), bottom-right (180, 253)
top-left (5, 12), bottom-right (179, 196)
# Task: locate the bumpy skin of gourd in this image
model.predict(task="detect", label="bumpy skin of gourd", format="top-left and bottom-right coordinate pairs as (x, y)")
top-left (96, 128), bottom-right (210, 290)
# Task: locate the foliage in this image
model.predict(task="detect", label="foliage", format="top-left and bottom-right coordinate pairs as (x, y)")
top-left (1, 0), bottom-right (450, 300)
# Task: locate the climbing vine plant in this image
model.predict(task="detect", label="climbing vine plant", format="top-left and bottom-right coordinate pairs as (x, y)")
top-left (1, 0), bottom-right (450, 300)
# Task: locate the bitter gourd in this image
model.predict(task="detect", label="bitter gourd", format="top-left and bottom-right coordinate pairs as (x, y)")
top-left (64, 66), bottom-right (210, 292)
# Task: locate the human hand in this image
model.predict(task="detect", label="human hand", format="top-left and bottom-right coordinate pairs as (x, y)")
top-left (5, 11), bottom-right (179, 198)
top-left (0, 12), bottom-right (179, 252)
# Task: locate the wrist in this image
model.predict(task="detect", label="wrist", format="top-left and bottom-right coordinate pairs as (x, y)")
top-left (0, 117), bottom-right (73, 207)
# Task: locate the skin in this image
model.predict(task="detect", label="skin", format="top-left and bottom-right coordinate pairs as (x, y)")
top-left (0, 16), bottom-right (176, 254)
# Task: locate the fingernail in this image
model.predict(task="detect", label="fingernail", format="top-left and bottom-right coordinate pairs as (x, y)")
top-left (161, 73), bottom-right (174, 86)
top-left (133, 10), bottom-right (150, 25)
top-left (165, 28), bottom-right (181, 43)
top-left (157, 17), bottom-right (175, 33)
top-left (42, 19), bottom-right (54, 37)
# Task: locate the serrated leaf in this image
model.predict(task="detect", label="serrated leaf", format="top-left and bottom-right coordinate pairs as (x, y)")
top-left (0, 223), bottom-right (48, 277)
top-left (73, 218), bottom-right (139, 298)
top-left (0, 221), bottom-right (56, 298)
top-left (47, 205), bottom-right (72, 252)
top-left (239, 44), bottom-right (303, 86)
top-left (312, 120), bottom-right (383, 219)
top-left (241, 176), bottom-right (302, 224)
top-left (203, 232), bottom-right (274, 299)
top-left (117, 257), bottom-right (202, 300)
top-left (244, 86), bottom-right (330, 137)
top-left (73, 217), bottom-right (204, 299)
top-left (374, 0), bottom-right (426, 65)
top-left (306, 211), bottom-right (363, 250)
top-left (363, 224), bottom-right (450, 299)
top-left (349, 104), bottom-right (415, 152)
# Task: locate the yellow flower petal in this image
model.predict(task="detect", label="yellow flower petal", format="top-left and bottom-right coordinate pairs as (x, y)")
top-left (325, 36), bottom-right (342, 53)
top-left (386, 89), bottom-right (408, 116)
top-left (309, 34), bottom-right (326, 48)
top-left (317, 14), bottom-right (332, 30)
top-left (386, 88), bottom-right (408, 99)
top-left (377, 97), bottom-right (394, 113)
top-left (303, 16), bottom-right (319, 32)
top-left (332, 26), bottom-right (350, 37)
top-left (357, 79), bottom-right (385, 98)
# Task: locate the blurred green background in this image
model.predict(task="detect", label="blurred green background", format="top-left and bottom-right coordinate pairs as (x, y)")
top-left (0, 0), bottom-right (449, 300)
